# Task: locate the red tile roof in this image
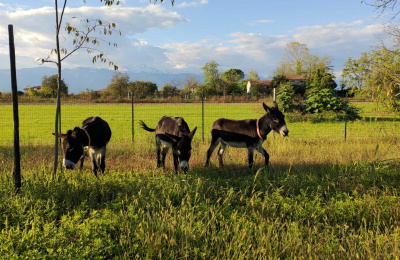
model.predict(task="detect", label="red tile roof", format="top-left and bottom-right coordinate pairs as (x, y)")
top-left (248, 80), bottom-right (271, 86)
top-left (285, 75), bottom-right (307, 80)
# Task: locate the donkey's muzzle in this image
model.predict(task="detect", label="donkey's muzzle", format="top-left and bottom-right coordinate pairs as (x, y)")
top-left (181, 161), bottom-right (189, 173)
top-left (63, 159), bottom-right (76, 170)
top-left (280, 125), bottom-right (289, 137)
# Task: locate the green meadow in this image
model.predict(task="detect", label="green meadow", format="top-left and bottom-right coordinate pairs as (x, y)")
top-left (0, 102), bottom-right (400, 258)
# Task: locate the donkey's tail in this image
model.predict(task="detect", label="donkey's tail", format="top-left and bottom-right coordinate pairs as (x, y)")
top-left (139, 120), bottom-right (155, 132)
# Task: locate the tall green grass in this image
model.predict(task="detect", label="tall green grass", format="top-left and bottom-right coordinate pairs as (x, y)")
top-left (0, 102), bottom-right (400, 258)
top-left (0, 161), bottom-right (400, 258)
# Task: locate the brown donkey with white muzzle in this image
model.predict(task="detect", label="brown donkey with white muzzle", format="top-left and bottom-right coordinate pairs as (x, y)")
top-left (205, 102), bottom-right (288, 168)
top-left (140, 116), bottom-right (197, 174)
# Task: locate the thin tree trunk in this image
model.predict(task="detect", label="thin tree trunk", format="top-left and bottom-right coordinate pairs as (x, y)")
top-left (53, 0), bottom-right (63, 176)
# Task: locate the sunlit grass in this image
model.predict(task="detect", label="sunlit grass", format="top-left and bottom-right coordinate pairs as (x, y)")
top-left (0, 101), bottom-right (400, 258)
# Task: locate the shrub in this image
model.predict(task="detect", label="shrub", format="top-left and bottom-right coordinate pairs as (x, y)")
top-left (305, 88), bottom-right (344, 114)
top-left (277, 82), bottom-right (296, 112)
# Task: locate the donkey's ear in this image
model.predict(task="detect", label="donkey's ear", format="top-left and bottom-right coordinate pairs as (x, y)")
top-left (71, 127), bottom-right (81, 138)
top-left (53, 133), bottom-right (68, 139)
top-left (262, 102), bottom-right (272, 113)
top-left (165, 133), bottom-right (182, 143)
top-left (188, 127), bottom-right (197, 140)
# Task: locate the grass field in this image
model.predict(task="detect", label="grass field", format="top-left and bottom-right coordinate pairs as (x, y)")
top-left (0, 102), bottom-right (400, 258)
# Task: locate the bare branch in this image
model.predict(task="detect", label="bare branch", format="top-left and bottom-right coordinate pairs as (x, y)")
top-left (58, 0), bottom-right (68, 32)
top-left (362, 0), bottom-right (400, 20)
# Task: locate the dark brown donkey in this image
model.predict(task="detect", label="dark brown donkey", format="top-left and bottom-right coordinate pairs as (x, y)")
top-left (54, 116), bottom-right (111, 177)
top-left (140, 116), bottom-right (197, 174)
top-left (205, 102), bottom-right (288, 168)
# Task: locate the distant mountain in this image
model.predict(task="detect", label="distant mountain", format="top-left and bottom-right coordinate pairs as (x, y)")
top-left (0, 67), bottom-right (203, 94)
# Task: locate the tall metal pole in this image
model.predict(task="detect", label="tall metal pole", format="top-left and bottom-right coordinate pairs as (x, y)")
top-left (202, 92), bottom-right (205, 142)
top-left (345, 91), bottom-right (348, 141)
top-left (8, 24), bottom-right (21, 190)
top-left (131, 92), bottom-right (135, 142)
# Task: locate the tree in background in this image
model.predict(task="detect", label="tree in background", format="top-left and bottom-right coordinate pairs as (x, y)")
top-left (181, 75), bottom-right (200, 98)
top-left (107, 72), bottom-right (130, 99)
top-left (342, 48), bottom-right (400, 111)
top-left (221, 68), bottom-right (245, 96)
top-left (270, 75), bottom-right (288, 89)
top-left (309, 68), bottom-right (337, 91)
top-left (160, 83), bottom-right (178, 97)
top-left (342, 54), bottom-right (371, 97)
top-left (202, 60), bottom-right (221, 96)
top-left (41, 75), bottom-right (68, 97)
top-left (365, 48), bottom-right (400, 111)
top-left (247, 70), bottom-right (260, 81)
top-left (275, 42), bottom-right (332, 78)
top-left (130, 81), bottom-right (158, 99)
top-left (27, 88), bottom-right (40, 97)
top-left (221, 69), bottom-right (245, 83)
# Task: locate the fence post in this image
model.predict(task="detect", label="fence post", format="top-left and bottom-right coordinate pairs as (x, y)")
top-left (8, 24), bottom-right (21, 191)
top-left (344, 91), bottom-right (348, 141)
top-left (131, 92), bottom-right (135, 142)
top-left (202, 93), bottom-right (205, 142)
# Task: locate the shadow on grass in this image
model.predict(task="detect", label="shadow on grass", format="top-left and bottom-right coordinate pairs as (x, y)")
top-left (362, 116), bottom-right (400, 122)
top-left (3, 144), bottom-right (400, 223)
top-left (188, 159), bottom-right (400, 198)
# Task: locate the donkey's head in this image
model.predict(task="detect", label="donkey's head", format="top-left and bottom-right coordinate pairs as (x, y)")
top-left (166, 127), bottom-right (197, 173)
top-left (53, 127), bottom-right (85, 170)
top-left (262, 102), bottom-right (289, 137)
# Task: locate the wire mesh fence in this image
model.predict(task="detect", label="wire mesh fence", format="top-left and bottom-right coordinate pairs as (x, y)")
top-left (1, 99), bottom-right (400, 147)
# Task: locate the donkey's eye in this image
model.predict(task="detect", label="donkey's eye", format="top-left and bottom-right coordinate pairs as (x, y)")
top-left (273, 118), bottom-right (279, 123)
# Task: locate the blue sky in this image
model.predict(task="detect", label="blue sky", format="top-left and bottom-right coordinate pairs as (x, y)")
top-left (0, 0), bottom-right (385, 78)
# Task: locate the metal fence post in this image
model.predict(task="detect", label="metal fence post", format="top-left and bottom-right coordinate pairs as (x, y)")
top-left (202, 92), bottom-right (205, 142)
top-left (8, 24), bottom-right (21, 191)
top-left (131, 92), bottom-right (135, 143)
top-left (345, 91), bottom-right (348, 141)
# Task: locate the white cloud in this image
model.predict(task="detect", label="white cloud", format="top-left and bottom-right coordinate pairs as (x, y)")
top-left (177, 0), bottom-right (208, 9)
top-left (174, 64), bottom-right (188, 69)
top-left (0, 2), bottom-right (382, 79)
top-left (162, 33), bottom-right (289, 75)
top-left (161, 21), bottom-right (381, 76)
top-left (293, 21), bottom-right (382, 50)
top-left (292, 21), bottom-right (383, 71)
top-left (0, 5), bottom-right (187, 69)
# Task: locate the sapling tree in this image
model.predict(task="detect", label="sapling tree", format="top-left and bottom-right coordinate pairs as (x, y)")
top-left (44, 0), bottom-right (175, 175)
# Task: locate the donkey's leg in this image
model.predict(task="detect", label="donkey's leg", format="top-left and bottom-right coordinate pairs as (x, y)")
top-left (256, 144), bottom-right (269, 166)
top-left (156, 137), bottom-right (162, 168)
top-left (161, 146), bottom-right (169, 169)
top-left (217, 142), bottom-right (227, 167)
top-left (172, 148), bottom-right (179, 174)
top-left (205, 137), bottom-right (220, 167)
top-left (247, 146), bottom-right (256, 168)
top-left (89, 150), bottom-right (99, 177)
top-left (99, 147), bottom-right (106, 174)
top-left (79, 153), bottom-right (85, 170)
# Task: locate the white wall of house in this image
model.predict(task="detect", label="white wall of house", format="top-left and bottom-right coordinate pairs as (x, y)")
top-left (246, 81), bottom-right (252, 94)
